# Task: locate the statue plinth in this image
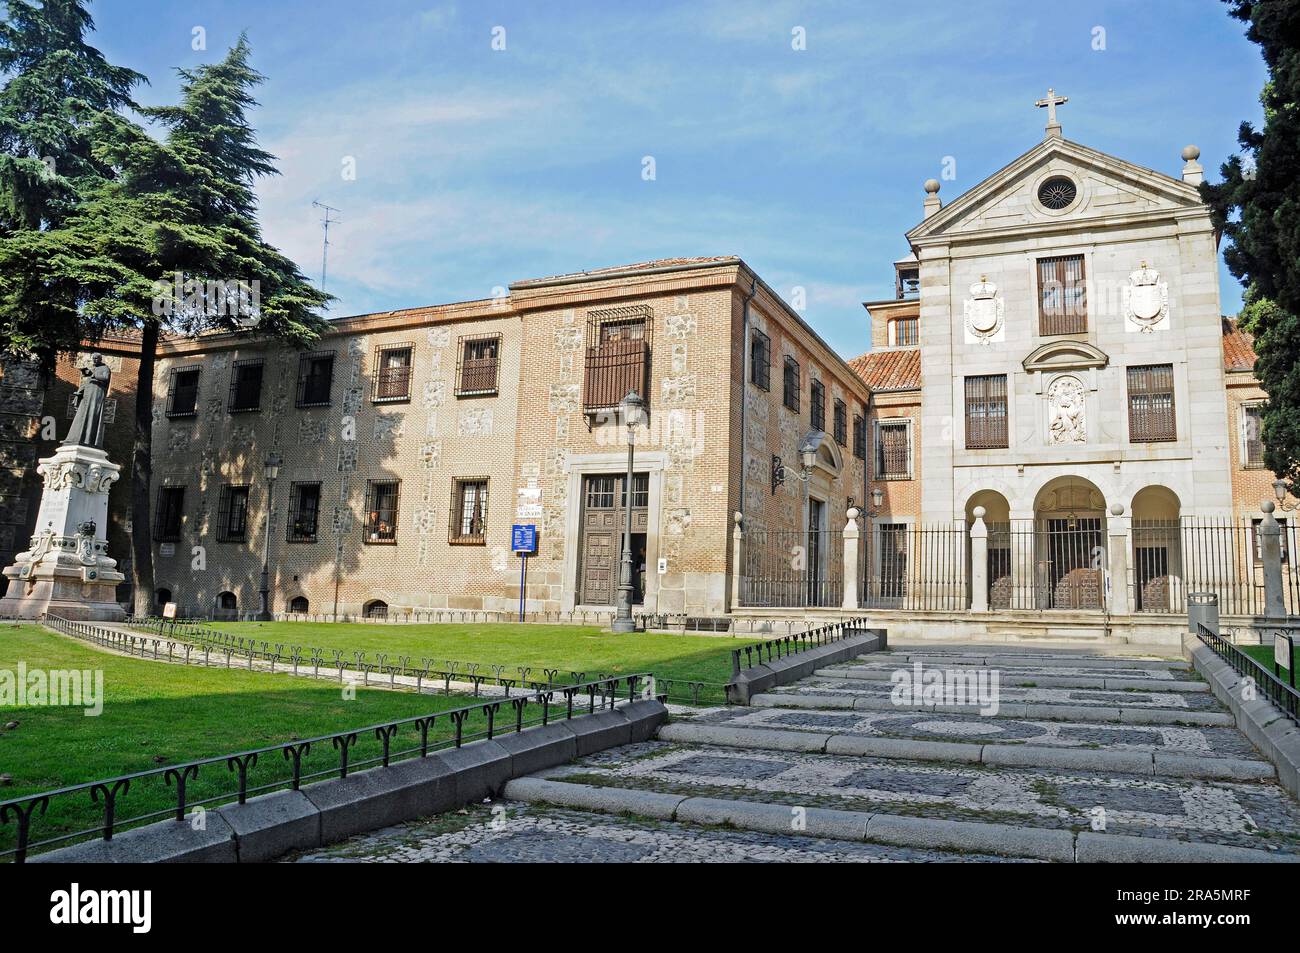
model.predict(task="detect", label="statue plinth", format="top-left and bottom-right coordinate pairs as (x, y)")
top-left (0, 442), bottom-right (126, 621)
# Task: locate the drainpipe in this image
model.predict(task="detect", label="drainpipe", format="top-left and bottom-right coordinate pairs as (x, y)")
top-left (735, 275), bottom-right (759, 610)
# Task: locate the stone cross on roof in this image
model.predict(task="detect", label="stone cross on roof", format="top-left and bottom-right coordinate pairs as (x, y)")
top-left (1035, 87), bottom-right (1068, 139)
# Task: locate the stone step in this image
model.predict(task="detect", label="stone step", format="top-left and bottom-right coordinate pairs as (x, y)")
top-left (508, 740), bottom-right (1300, 862)
top-left (880, 651), bottom-right (1190, 670)
top-left (815, 665), bottom-right (1207, 693)
top-left (657, 722), bottom-right (1273, 781)
top-left (749, 691), bottom-right (1235, 726)
top-left (292, 800), bottom-right (1041, 863)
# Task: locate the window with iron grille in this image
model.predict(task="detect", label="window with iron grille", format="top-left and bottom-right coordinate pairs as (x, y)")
top-left (295, 351), bottom-right (334, 407)
top-left (750, 328), bottom-right (770, 390)
top-left (287, 482), bottom-right (322, 542)
top-left (449, 477), bottom-right (488, 544)
top-left (228, 359), bottom-right (265, 413)
top-left (782, 356), bottom-right (800, 412)
top-left (1127, 364), bottom-right (1176, 443)
top-left (1243, 403), bottom-right (1266, 469)
top-left (874, 420), bottom-right (911, 480)
top-left (889, 317), bottom-right (919, 347)
top-left (372, 343), bottom-right (414, 402)
top-left (215, 485), bottom-right (249, 542)
top-left (166, 367), bottom-right (201, 417)
top-left (965, 374), bottom-right (1008, 449)
top-left (852, 414), bottom-right (866, 460)
top-left (364, 480), bottom-right (400, 544)
top-left (154, 486), bottom-right (186, 542)
top-left (810, 379), bottom-right (826, 432)
top-left (455, 334), bottom-right (500, 397)
top-left (585, 475), bottom-right (616, 508)
top-left (584, 306), bottom-right (652, 411)
top-left (620, 472), bottom-right (649, 508)
top-left (833, 398), bottom-right (847, 445)
top-left (1037, 254), bottom-right (1087, 334)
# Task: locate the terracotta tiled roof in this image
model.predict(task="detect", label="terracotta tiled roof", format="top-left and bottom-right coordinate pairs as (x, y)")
top-left (512, 256), bottom-right (738, 286)
top-left (1223, 317), bottom-right (1258, 372)
top-left (848, 348), bottom-right (921, 392)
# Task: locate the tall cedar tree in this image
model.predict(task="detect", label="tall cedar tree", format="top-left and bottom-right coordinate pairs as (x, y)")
top-left (0, 0), bottom-right (145, 362)
top-left (1202, 0), bottom-right (1300, 488)
top-left (86, 35), bottom-right (328, 614)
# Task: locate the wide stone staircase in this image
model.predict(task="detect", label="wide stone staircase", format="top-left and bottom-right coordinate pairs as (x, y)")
top-left (293, 644), bottom-right (1300, 863)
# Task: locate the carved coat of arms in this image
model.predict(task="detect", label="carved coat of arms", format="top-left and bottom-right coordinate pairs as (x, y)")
top-left (963, 276), bottom-right (1004, 344)
top-left (1123, 261), bottom-right (1169, 332)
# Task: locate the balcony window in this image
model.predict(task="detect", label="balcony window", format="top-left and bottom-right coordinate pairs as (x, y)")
top-left (373, 343), bottom-right (414, 402)
top-left (584, 306), bottom-right (651, 412)
top-left (455, 334), bottom-right (500, 397)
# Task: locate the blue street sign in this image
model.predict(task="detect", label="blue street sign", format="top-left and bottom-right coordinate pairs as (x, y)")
top-left (512, 524), bottom-right (538, 553)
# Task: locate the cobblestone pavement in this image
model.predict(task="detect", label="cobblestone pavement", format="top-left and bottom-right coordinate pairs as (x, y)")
top-left (683, 705), bottom-right (1260, 758)
top-left (296, 644), bottom-right (1300, 862)
top-left (764, 677), bottom-right (1220, 710)
top-left (538, 741), bottom-right (1300, 850)
top-left (290, 803), bottom-right (1038, 863)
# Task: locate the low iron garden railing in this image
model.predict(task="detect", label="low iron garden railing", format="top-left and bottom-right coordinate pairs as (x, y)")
top-left (1195, 621), bottom-right (1300, 724)
top-left (0, 670), bottom-right (652, 864)
top-left (729, 619), bottom-right (863, 676)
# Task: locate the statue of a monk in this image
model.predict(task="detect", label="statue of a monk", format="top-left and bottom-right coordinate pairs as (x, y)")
top-left (66, 353), bottom-right (111, 448)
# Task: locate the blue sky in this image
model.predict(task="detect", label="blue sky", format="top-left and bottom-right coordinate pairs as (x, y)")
top-left (89, 0), bottom-right (1265, 357)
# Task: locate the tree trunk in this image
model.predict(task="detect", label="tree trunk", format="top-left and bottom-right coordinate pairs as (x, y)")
top-left (130, 320), bottom-right (159, 616)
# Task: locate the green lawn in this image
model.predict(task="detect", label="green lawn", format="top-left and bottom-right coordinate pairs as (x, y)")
top-left (202, 620), bottom-right (751, 689)
top-left (0, 623), bottom-right (546, 859)
top-left (1242, 643), bottom-right (1300, 686)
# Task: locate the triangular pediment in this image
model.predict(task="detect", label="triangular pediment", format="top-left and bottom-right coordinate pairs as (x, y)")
top-left (907, 138), bottom-right (1201, 243)
top-left (1022, 340), bottom-right (1109, 372)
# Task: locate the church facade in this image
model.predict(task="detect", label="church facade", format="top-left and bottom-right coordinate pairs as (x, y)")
top-left (1, 100), bottom-right (1288, 636)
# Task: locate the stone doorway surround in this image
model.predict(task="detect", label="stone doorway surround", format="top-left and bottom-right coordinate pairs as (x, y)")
top-left (561, 450), bottom-right (666, 614)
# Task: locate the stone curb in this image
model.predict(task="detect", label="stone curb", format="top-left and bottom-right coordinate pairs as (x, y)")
top-left (1186, 634), bottom-right (1300, 800)
top-left (499, 778), bottom-right (1295, 863)
top-left (881, 653), bottom-right (1188, 671)
top-left (817, 667), bottom-right (1207, 693)
top-left (657, 722), bottom-right (1273, 781)
top-left (750, 693), bottom-right (1235, 726)
top-left (28, 699), bottom-right (669, 864)
top-left (726, 630), bottom-right (886, 705)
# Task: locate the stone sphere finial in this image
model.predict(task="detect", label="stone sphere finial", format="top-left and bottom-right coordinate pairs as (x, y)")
top-left (847, 506), bottom-right (860, 520)
top-left (1263, 500), bottom-right (1276, 514)
top-left (972, 505), bottom-right (986, 519)
top-left (733, 511), bottom-right (744, 525)
top-left (1110, 503), bottom-right (1125, 516)
top-left (924, 178), bottom-right (941, 194)
top-left (1181, 144), bottom-right (1201, 162)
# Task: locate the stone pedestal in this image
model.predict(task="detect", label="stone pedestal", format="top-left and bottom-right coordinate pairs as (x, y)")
top-left (0, 443), bottom-right (125, 621)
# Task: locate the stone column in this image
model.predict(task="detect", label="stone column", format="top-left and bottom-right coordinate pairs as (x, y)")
top-left (730, 511), bottom-right (743, 610)
top-left (1107, 503), bottom-right (1131, 617)
top-left (1260, 501), bottom-right (1286, 619)
top-left (842, 507), bottom-right (861, 611)
top-left (969, 506), bottom-right (989, 612)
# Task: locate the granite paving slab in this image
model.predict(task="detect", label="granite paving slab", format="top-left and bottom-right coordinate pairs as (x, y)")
top-left (767, 677), bottom-right (1223, 710)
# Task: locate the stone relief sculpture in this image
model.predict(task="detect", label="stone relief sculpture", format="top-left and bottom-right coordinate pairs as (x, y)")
top-left (1047, 376), bottom-right (1086, 444)
top-left (1123, 260), bottom-right (1169, 332)
top-left (963, 276), bottom-right (1004, 345)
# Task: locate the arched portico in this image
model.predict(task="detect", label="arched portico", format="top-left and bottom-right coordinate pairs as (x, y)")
top-left (1032, 476), bottom-right (1108, 609)
top-left (1131, 485), bottom-right (1183, 612)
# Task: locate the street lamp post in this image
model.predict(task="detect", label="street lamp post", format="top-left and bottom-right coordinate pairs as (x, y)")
top-left (257, 452), bottom-right (282, 622)
top-left (612, 391), bottom-right (645, 633)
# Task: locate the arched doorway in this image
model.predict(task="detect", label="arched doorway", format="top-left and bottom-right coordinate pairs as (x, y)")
top-left (1033, 477), bottom-right (1107, 609)
top-left (216, 591), bottom-right (238, 621)
top-left (1131, 486), bottom-right (1182, 612)
top-left (155, 587), bottom-right (172, 612)
top-left (966, 491), bottom-right (1012, 608)
top-left (363, 599), bottom-right (388, 619)
top-left (289, 595), bottom-right (309, 614)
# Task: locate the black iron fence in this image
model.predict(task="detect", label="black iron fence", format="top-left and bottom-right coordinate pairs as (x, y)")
top-left (729, 620), bottom-right (863, 675)
top-left (0, 668), bottom-right (651, 863)
top-left (1196, 621), bottom-right (1299, 724)
top-left (864, 522), bottom-right (968, 610)
top-left (740, 523), bottom-right (851, 608)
